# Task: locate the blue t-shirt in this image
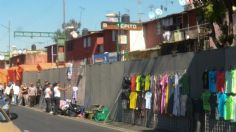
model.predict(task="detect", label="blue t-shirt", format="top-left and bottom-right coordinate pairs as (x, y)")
top-left (217, 93), bottom-right (227, 118)
top-left (208, 71), bottom-right (216, 93)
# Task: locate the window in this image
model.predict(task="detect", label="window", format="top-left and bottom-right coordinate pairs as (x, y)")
top-left (66, 41), bottom-right (73, 51)
top-left (83, 38), bottom-right (87, 48)
top-left (87, 37), bottom-right (91, 47)
top-left (112, 30), bottom-right (117, 42)
top-left (156, 22), bottom-right (162, 35)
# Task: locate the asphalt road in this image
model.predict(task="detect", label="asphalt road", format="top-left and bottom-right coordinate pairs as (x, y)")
top-left (10, 106), bottom-right (121, 132)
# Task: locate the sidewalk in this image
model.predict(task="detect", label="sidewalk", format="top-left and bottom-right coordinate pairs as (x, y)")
top-left (20, 105), bottom-right (155, 132)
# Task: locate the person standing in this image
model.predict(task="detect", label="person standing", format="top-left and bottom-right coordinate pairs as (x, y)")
top-left (21, 83), bottom-right (28, 106)
top-left (53, 83), bottom-right (67, 115)
top-left (44, 83), bottom-right (52, 113)
top-left (4, 82), bottom-right (14, 104)
top-left (0, 83), bottom-right (4, 97)
top-left (28, 83), bottom-right (37, 107)
top-left (12, 82), bottom-right (20, 105)
top-left (36, 80), bottom-right (42, 105)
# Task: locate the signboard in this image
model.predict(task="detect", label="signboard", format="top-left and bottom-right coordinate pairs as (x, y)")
top-left (101, 22), bottom-right (142, 30)
top-left (93, 53), bottom-right (109, 64)
top-left (93, 52), bottom-right (118, 64)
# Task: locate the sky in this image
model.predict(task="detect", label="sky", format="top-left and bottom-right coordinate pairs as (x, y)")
top-left (0, 0), bottom-right (184, 52)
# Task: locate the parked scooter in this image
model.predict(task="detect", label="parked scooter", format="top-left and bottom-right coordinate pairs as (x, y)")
top-left (59, 99), bottom-right (81, 117)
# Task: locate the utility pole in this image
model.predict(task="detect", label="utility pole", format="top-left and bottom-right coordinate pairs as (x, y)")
top-left (117, 12), bottom-right (121, 61)
top-left (8, 21), bottom-right (11, 58)
top-left (0, 21), bottom-right (11, 60)
top-left (63, 0), bottom-right (66, 30)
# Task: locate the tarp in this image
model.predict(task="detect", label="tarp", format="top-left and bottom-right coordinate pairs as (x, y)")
top-left (18, 65), bottom-right (38, 72)
top-left (17, 65), bottom-right (38, 84)
top-left (0, 69), bottom-right (7, 84)
top-left (7, 66), bottom-right (18, 83)
top-left (37, 63), bottom-right (64, 71)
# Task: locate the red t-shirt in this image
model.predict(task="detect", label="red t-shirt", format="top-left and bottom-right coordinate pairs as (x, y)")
top-left (130, 74), bottom-right (136, 92)
top-left (216, 70), bottom-right (225, 92)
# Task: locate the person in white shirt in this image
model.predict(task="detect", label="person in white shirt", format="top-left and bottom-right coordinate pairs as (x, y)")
top-left (53, 83), bottom-right (67, 115)
top-left (0, 83), bottom-right (4, 97)
top-left (4, 82), bottom-right (13, 104)
top-left (12, 82), bottom-right (20, 105)
top-left (44, 83), bottom-right (52, 113)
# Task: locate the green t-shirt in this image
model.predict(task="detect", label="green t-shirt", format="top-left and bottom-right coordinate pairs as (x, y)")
top-left (136, 75), bottom-right (141, 91)
top-left (224, 96), bottom-right (235, 120)
top-left (201, 90), bottom-right (211, 112)
top-left (145, 75), bottom-right (151, 91)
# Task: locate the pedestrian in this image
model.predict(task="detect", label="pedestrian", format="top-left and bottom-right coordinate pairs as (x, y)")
top-left (0, 83), bottom-right (4, 97)
top-left (12, 81), bottom-right (20, 105)
top-left (28, 83), bottom-right (37, 107)
top-left (40, 80), bottom-right (48, 108)
top-left (53, 82), bottom-right (67, 115)
top-left (44, 83), bottom-right (52, 113)
top-left (36, 80), bottom-right (42, 105)
top-left (4, 82), bottom-right (14, 104)
top-left (21, 83), bottom-right (28, 106)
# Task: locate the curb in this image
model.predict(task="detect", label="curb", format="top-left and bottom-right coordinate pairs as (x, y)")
top-left (18, 106), bottom-right (138, 132)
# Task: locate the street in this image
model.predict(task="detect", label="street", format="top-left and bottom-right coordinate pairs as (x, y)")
top-left (10, 106), bottom-right (121, 132)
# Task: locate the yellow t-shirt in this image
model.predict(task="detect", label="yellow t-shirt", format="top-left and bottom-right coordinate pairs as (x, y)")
top-left (129, 92), bottom-right (138, 109)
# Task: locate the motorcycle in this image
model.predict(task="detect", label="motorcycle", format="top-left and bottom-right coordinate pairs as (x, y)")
top-left (59, 99), bottom-right (82, 117)
top-left (0, 95), bottom-right (10, 115)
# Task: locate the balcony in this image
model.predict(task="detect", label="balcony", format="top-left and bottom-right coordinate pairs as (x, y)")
top-left (161, 23), bottom-right (210, 44)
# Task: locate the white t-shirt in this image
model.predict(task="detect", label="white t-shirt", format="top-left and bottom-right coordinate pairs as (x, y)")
top-left (13, 85), bottom-right (20, 95)
top-left (145, 91), bottom-right (152, 109)
top-left (44, 87), bottom-right (51, 98)
top-left (4, 86), bottom-right (12, 95)
top-left (54, 86), bottom-right (61, 98)
top-left (0, 84), bottom-right (4, 90)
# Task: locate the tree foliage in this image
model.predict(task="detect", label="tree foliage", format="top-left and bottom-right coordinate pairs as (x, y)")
top-left (53, 19), bottom-right (81, 42)
top-left (193, 0), bottom-right (236, 47)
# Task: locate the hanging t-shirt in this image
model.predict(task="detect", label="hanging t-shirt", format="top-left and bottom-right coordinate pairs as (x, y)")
top-left (208, 70), bottom-right (217, 93)
top-left (145, 75), bottom-right (151, 91)
top-left (216, 70), bottom-right (225, 92)
top-left (224, 95), bottom-right (235, 121)
top-left (209, 93), bottom-right (218, 119)
top-left (153, 75), bottom-right (162, 114)
top-left (173, 74), bottom-right (181, 116)
top-left (160, 74), bottom-right (168, 114)
top-left (165, 79), bottom-right (169, 113)
top-left (179, 73), bottom-right (190, 95)
top-left (145, 91), bottom-right (152, 109)
top-left (225, 70), bottom-right (233, 93)
top-left (217, 93), bottom-right (227, 119)
top-left (201, 90), bottom-right (211, 112)
top-left (232, 70), bottom-right (236, 93)
top-left (225, 70), bottom-right (235, 93)
top-left (129, 91), bottom-right (138, 109)
top-left (122, 75), bottom-right (131, 89)
top-left (136, 75), bottom-right (142, 92)
top-left (234, 96), bottom-right (236, 122)
top-left (202, 71), bottom-right (209, 89)
top-left (130, 74), bottom-right (136, 92)
top-left (180, 95), bottom-right (188, 116)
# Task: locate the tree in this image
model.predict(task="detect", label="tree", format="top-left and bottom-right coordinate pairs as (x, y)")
top-left (193, 0), bottom-right (236, 48)
top-left (53, 19), bottom-right (81, 42)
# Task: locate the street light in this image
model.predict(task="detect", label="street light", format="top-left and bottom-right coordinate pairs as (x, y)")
top-left (0, 21), bottom-right (11, 59)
